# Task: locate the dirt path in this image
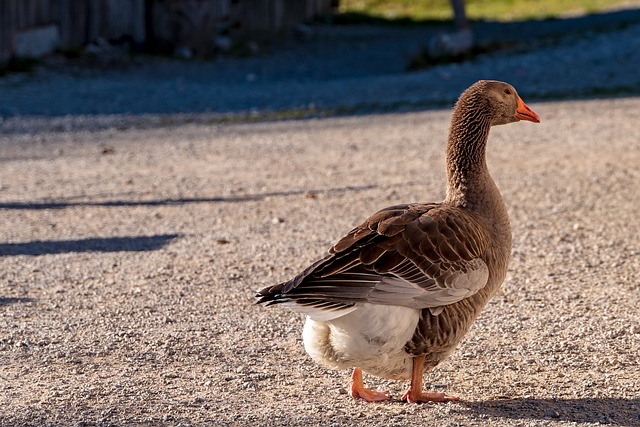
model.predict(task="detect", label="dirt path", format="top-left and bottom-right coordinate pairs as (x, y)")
top-left (1, 96), bottom-right (639, 426)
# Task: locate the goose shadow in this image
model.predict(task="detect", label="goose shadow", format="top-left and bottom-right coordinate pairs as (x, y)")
top-left (0, 185), bottom-right (376, 210)
top-left (455, 397), bottom-right (640, 426)
top-left (0, 297), bottom-right (35, 306)
top-left (0, 234), bottom-right (180, 256)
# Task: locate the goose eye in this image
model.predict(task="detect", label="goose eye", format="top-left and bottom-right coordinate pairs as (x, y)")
top-left (504, 89), bottom-right (512, 95)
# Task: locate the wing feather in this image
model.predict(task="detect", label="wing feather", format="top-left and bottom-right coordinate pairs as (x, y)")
top-left (256, 203), bottom-right (491, 318)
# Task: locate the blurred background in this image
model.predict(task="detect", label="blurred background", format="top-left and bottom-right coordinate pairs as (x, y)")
top-left (1, 0), bottom-right (640, 123)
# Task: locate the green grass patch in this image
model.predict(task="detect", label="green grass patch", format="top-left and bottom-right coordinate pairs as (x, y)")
top-left (338, 0), bottom-right (638, 22)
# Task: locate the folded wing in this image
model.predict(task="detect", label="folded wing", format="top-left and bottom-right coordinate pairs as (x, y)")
top-left (256, 203), bottom-right (490, 320)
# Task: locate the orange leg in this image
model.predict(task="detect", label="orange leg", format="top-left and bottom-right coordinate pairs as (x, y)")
top-left (349, 368), bottom-right (390, 402)
top-left (402, 355), bottom-right (460, 403)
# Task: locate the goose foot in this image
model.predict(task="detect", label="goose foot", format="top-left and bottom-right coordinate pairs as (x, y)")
top-left (349, 368), bottom-right (390, 402)
top-left (402, 355), bottom-right (460, 403)
top-left (401, 387), bottom-right (459, 403)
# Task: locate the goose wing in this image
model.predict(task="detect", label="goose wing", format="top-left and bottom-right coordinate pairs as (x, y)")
top-left (257, 203), bottom-right (491, 320)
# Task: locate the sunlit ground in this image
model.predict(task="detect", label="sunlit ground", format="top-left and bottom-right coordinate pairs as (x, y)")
top-left (339, 0), bottom-right (640, 21)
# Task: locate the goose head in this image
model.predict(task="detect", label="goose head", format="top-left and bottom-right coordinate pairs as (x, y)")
top-left (464, 80), bottom-right (541, 126)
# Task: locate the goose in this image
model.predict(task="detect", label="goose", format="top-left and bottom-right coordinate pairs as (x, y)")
top-left (256, 80), bottom-right (540, 403)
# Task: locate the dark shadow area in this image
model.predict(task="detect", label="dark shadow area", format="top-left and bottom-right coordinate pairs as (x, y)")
top-left (2, 8), bottom-right (640, 125)
top-left (332, 13), bottom-right (453, 27)
top-left (457, 397), bottom-right (640, 426)
top-left (0, 234), bottom-right (180, 256)
top-left (0, 397), bottom-right (637, 427)
top-left (0, 297), bottom-right (35, 306)
top-left (0, 185), bottom-right (376, 211)
top-left (337, 8), bottom-right (640, 71)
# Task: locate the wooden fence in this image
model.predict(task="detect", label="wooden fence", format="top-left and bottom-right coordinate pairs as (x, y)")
top-left (0, 0), bottom-right (337, 63)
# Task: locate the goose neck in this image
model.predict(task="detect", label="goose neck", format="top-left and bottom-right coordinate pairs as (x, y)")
top-left (444, 113), bottom-right (492, 206)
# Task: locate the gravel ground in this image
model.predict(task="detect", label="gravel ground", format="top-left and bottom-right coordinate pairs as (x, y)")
top-left (1, 97), bottom-right (639, 426)
top-left (1, 6), bottom-right (640, 427)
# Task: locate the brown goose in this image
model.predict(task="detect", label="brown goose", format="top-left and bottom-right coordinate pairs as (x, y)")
top-left (257, 80), bottom-right (540, 403)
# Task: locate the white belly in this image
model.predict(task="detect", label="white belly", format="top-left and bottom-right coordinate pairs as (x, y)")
top-left (302, 303), bottom-right (420, 380)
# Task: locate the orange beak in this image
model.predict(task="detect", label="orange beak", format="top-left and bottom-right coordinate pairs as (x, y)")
top-left (515, 96), bottom-right (541, 123)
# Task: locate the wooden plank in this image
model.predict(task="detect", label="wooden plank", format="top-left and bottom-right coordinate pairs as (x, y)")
top-left (14, 0), bottom-right (51, 29)
top-left (84, 0), bottom-right (99, 43)
top-left (0, 0), bottom-right (15, 63)
top-left (131, 0), bottom-right (145, 42)
top-left (57, 0), bottom-right (70, 47)
top-left (16, 0), bottom-right (25, 29)
top-left (58, 0), bottom-right (87, 49)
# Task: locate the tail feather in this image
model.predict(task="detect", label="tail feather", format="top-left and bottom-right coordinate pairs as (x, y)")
top-left (255, 282), bottom-right (287, 305)
top-left (256, 252), bottom-right (357, 318)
